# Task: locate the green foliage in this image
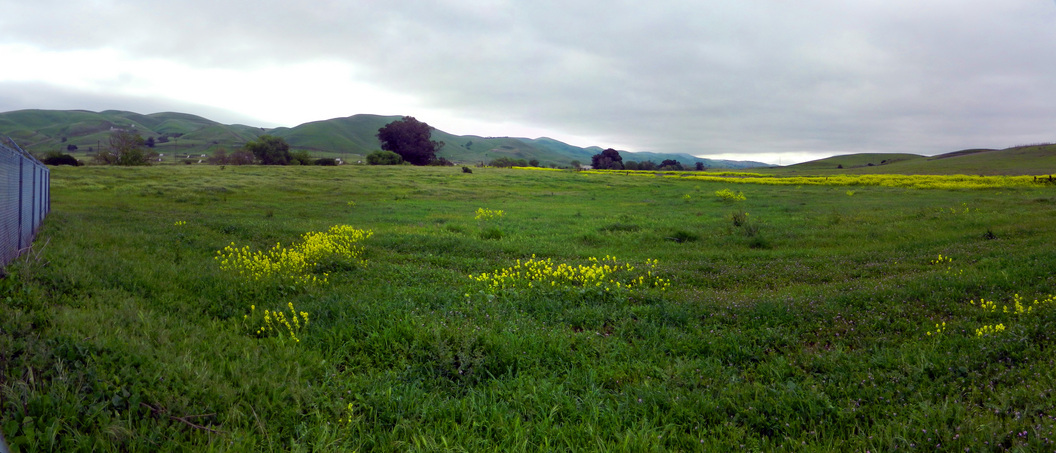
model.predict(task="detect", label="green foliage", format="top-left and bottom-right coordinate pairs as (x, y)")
top-left (4, 165), bottom-right (1056, 450)
top-left (92, 130), bottom-right (154, 165)
top-left (591, 148), bottom-right (623, 170)
top-left (366, 150), bottom-right (403, 165)
top-left (244, 134), bottom-right (292, 165)
top-left (291, 149), bottom-right (314, 166)
top-left (488, 156), bottom-right (528, 168)
top-left (658, 159), bottom-right (683, 170)
top-left (9, 110), bottom-right (1056, 173)
top-left (715, 188), bottom-right (747, 201)
top-left (40, 151), bottom-right (80, 166)
top-left (376, 116), bottom-right (443, 166)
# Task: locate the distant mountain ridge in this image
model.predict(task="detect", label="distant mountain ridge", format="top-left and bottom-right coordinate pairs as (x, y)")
top-left (0, 109), bottom-right (768, 168)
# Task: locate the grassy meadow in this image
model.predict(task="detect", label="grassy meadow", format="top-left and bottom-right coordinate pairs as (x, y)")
top-left (2, 165), bottom-right (1056, 451)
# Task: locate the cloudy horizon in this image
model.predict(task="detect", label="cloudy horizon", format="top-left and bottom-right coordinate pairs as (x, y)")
top-left (1, 1), bottom-right (1054, 165)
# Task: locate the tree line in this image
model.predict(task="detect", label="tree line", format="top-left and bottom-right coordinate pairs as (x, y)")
top-left (40, 116), bottom-right (700, 170)
top-left (589, 148), bottom-right (706, 171)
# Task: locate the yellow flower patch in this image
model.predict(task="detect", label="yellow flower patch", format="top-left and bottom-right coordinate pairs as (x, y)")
top-left (470, 255), bottom-right (670, 295)
top-left (216, 225), bottom-right (372, 287)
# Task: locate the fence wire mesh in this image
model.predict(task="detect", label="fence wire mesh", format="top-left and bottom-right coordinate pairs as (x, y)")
top-left (0, 138), bottom-right (50, 270)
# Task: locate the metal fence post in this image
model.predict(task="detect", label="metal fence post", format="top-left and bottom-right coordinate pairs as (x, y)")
top-left (17, 155), bottom-right (24, 252)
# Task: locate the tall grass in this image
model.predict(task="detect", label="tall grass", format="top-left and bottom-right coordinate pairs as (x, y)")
top-left (2, 165), bottom-right (1055, 451)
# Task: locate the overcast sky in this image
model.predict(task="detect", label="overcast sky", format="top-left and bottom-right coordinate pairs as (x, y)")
top-left (1, 1), bottom-right (1054, 164)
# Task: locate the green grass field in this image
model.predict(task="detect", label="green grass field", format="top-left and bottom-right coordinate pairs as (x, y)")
top-left (2, 165), bottom-right (1056, 451)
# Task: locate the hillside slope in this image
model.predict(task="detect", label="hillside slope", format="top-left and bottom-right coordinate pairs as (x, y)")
top-left (778, 145), bottom-right (1056, 176)
top-left (0, 109), bottom-right (765, 168)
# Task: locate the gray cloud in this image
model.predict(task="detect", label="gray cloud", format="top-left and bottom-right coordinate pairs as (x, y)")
top-left (2, 0), bottom-right (1054, 162)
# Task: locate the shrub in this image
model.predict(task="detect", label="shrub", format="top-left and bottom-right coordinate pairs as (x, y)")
top-left (228, 149), bottom-right (255, 165)
top-left (730, 211), bottom-right (748, 227)
top-left (474, 208), bottom-right (505, 221)
top-left (208, 148), bottom-right (230, 164)
top-left (489, 157), bottom-right (528, 168)
top-left (715, 188), bottom-right (746, 202)
top-left (314, 158), bottom-right (338, 166)
top-left (93, 130), bottom-right (155, 165)
top-left (291, 150), bottom-right (314, 165)
top-left (41, 152), bottom-right (80, 166)
top-left (366, 150), bottom-right (404, 165)
top-left (245, 135), bottom-right (292, 165)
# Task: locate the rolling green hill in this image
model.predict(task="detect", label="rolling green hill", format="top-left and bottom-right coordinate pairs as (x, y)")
top-left (775, 144), bottom-right (1056, 176)
top-left (5, 109), bottom-right (1052, 173)
top-left (0, 109), bottom-right (767, 168)
top-left (270, 114), bottom-right (400, 157)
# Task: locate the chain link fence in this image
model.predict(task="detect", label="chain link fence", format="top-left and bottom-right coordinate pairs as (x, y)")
top-left (0, 138), bottom-right (50, 271)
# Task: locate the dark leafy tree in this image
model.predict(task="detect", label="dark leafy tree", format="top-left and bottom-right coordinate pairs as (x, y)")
top-left (659, 159), bottom-right (684, 170)
top-left (66, 144), bottom-right (78, 152)
top-left (695, 162), bottom-right (706, 171)
top-left (590, 148), bottom-right (624, 170)
top-left (145, 137), bottom-right (156, 148)
top-left (367, 150), bottom-right (404, 165)
top-left (624, 161), bottom-right (639, 170)
top-left (42, 152), bottom-right (80, 166)
top-left (528, 159), bottom-right (540, 167)
top-left (570, 160), bottom-right (581, 169)
top-left (245, 135), bottom-right (292, 165)
top-left (638, 160), bottom-right (657, 171)
top-left (314, 158), bottom-right (338, 166)
top-left (376, 116), bottom-right (444, 166)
